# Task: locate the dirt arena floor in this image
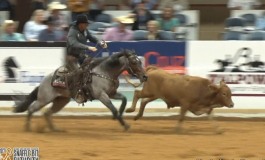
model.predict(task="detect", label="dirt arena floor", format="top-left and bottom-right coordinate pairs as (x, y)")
top-left (1, 115), bottom-right (265, 160)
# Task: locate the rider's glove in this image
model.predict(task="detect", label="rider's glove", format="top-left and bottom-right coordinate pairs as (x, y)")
top-left (100, 40), bottom-right (108, 49)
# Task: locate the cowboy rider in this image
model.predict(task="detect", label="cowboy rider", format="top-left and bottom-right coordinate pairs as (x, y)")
top-left (52, 14), bottom-right (107, 103)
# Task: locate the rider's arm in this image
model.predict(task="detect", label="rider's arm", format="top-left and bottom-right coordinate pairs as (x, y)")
top-left (86, 30), bottom-right (100, 44)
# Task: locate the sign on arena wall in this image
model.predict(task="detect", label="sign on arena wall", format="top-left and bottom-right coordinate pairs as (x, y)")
top-left (96, 41), bottom-right (187, 74)
top-left (188, 41), bottom-right (265, 108)
top-left (0, 47), bottom-right (64, 94)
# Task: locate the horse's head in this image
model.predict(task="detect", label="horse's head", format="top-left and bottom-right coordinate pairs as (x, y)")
top-left (123, 49), bottom-right (148, 83)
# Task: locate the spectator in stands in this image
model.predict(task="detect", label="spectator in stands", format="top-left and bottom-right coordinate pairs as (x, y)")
top-left (146, 20), bottom-right (161, 40)
top-left (102, 16), bottom-right (133, 41)
top-left (38, 16), bottom-right (61, 41)
top-left (157, 6), bottom-right (179, 32)
top-left (88, 0), bottom-right (105, 21)
top-left (131, 1), bottom-right (155, 30)
top-left (130, 0), bottom-right (159, 10)
top-left (67, 0), bottom-right (90, 21)
top-left (0, 20), bottom-right (25, 41)
top-left (23, 9), bottom-right (47, 41)
top-left (227, 0), bottom-right (261, 10)
top-left (47, 1), bottom-right (68, 40)
top-left (255, 11), bottom-right (265, 30)
top-left (159, 0), bottom-right (189, 12)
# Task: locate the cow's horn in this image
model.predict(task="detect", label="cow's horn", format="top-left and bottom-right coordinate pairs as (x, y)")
top-left (124, 75), bottom-right (142, 88)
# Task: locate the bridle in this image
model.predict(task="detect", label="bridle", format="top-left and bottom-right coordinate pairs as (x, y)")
top-left (126, 55), bottom-right (142, 77)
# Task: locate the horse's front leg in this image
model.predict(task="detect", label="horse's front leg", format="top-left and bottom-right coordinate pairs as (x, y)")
top-left (110, 92), bottom-right (127, 116)
top-left (99, 92), bottom-right (130, 131)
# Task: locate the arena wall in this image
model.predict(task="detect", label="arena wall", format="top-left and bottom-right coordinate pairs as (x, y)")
top-left (0, 41), bottom-right (264, 110)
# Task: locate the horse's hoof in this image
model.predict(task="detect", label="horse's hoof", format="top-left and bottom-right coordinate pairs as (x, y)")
top-left (134, 115), bottom-right (140, 121)
top-left (125, 108), bottom-right (135, 113)
top-left (51, 127), bottom-right (66, 132)
top-left (124, 124), bottom-right (130, 131)
top-left (24, 127), bottom-right (31, 132)
top-left (215, 129), bottom-right (225, 135)
top-left (175, 127), bottom-right (185, 134)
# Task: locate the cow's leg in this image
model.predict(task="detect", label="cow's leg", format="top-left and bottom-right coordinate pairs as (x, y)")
top-left (176, 106), bottom-right (188, 132)
top-left (126, 90), bottom-right (142, 113)
top-left (207, 109), bottom-right (224, 134)
top-left (134, 97), bottom-right (157, 120)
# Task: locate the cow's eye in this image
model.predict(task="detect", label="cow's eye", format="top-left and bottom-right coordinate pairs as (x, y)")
top-left (223, 93), bottom-right (226, 96)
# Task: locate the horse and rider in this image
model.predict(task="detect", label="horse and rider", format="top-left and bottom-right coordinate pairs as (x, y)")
top-left (52, 14), bottom-right (108, 104)
top-left (13, 14), bottom-right (148, 131)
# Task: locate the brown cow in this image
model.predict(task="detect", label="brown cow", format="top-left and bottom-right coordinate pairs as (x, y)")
top-left (125, 66), bottom-right (234, 133)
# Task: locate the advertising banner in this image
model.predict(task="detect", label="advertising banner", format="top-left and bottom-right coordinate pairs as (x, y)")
top-left (99, 41), bottom-right (186, 74)
top-left (188, 41), bottom-right (265, 108)
top-left (0, 47), bottom-right (64, 94)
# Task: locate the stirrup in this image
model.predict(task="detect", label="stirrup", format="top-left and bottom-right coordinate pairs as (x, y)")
top-left (75, 89), bottom-right (86, 104)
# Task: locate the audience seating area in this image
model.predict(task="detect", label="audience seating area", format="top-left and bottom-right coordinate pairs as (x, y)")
top-left (222, 10), bottom-right (265, 41)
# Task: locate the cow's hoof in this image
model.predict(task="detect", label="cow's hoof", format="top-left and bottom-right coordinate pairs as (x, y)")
top-left (125, 108), bottom-right (135, 113)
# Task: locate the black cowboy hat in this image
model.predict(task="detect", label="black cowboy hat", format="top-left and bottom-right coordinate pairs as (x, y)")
top-left (76, 14), bottom-right (92, 24)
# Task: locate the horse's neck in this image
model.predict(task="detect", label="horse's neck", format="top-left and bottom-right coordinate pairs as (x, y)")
top-left (93, 57), bottom-right (126, 79)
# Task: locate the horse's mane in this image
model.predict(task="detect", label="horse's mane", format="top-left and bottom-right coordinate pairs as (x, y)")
top-left (105, 49), bottom-right (134, 67)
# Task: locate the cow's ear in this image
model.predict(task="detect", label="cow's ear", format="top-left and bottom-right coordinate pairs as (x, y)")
top-left (220, 79), bottom-right (226, 86)
top-left (209, 84), bottom-right (219, 92)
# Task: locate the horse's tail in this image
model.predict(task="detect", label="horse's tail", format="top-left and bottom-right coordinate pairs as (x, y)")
top-left (13, 87), bottom-right (39, 113)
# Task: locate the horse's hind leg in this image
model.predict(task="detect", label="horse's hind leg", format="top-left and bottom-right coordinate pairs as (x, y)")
top-left (44, 97), bottom-right (70, 132)
top-left (99, 92), bottom-right (130, 131)
top-left (26, 100), bottom-right (48, 131)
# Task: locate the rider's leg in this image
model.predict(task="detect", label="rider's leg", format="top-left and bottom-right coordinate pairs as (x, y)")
top-left (66, 56), bottom-right (88, 103)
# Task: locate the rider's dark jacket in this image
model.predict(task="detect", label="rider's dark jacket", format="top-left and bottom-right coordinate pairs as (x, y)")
top-left (66, 22), bottom-right (99, 59)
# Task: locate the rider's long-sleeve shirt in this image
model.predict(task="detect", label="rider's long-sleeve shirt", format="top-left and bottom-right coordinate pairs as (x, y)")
top-left (67, 24), bottom-right (99, 58)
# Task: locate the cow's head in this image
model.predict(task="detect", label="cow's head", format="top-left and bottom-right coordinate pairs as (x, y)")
top-left (209, 80), bottom-right (234, 108)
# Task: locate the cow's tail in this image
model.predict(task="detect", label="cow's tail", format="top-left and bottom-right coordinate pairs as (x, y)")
top-left (13, 87), bottom-right (39, 113)
top-left (124, 75), bottom-right (143, 88)
top-left (145, 65), bottom-right (159, 73)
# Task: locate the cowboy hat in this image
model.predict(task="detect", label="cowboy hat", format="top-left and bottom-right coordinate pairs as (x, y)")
top-left (76, 14), bottom-right (92, 24)
top-left (48, 1), bottom-right (67, 10)
top-left (114, 16), bottom-right (134, 24)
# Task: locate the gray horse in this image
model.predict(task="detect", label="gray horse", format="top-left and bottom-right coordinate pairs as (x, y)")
top-left (13, 49), bottom-right (147, 131)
